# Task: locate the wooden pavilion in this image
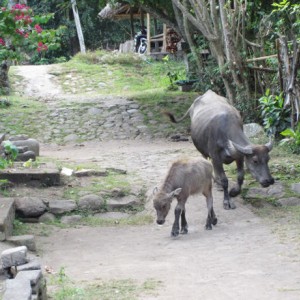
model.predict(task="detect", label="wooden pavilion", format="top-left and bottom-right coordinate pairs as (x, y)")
top-left (98, 3), bottom-right (179, 56)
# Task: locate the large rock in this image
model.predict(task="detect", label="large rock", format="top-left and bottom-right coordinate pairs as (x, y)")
top-left (8, 138), bottom-right (40, 156)
top-left (14, 197), bottom-right (47, 218)
top-left (243, 123), bottom-right (264, 138)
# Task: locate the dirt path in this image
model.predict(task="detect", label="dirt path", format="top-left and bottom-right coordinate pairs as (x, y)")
top-left (10, 65), bottom-right (300, 299)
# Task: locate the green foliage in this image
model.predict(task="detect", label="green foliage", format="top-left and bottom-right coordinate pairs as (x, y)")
top-left (0, 141), bottom-right (18, 169)
top-left (162, 55), bottom-right (185, 90)
top-left (271, 0), bottom-right (300, 38)
top-left (280, 123), bottom-right (300, 153)
top-left (258, 89), bottom-right (290, 137)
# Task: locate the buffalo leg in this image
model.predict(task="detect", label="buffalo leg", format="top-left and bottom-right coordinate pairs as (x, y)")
top-left (180, 209), bottom-right (188, 234)
top-left (229, 158), bottom-right (244, 203)
top-left (212, 161), bottom-right (233, 209)
top-left (171, 206), bottom-right (181, 237)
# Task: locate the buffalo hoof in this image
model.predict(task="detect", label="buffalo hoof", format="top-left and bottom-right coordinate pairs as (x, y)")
top-left (223, 202), bottom-right (231, 210)
top-left (212, 218), bottom-right (218, 226)
top-left (180, 227), bottom-right (188, 234)
top-left (223, 201), bottom-right (236, 210)
top-left (229, 200), bottom-right (236, 209)
top-left (205, 224), bottom-right (212, 230)
top-left (229, 187), bottom-right (241, 197)
top-left (171, 230), bottom-right (179, 237)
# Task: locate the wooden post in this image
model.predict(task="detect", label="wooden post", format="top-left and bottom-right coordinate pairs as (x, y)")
top-left (130, 7), bottom-right (134, 39)
top-left (147, 13), bottom-right (151, 55)
top-left (276, 39), bottom-right (284, 93)
top-left (162, 24), bottom-right (167, 53)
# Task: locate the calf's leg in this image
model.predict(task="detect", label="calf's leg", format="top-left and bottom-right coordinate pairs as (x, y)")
top-left (171, 206), bottom-right (181, 237)
top-left (204, 190), bottom-right (217, 230)
top-left (180, 209), bottom-right (188, 234)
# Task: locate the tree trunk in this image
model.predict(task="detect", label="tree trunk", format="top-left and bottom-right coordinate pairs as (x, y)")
top-left (0, 62), bottom-right (10, 95)
top-left (71, 0), bottom-right (86, 54)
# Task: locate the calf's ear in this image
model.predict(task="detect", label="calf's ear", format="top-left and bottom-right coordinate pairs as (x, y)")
top-left (172, 188), bottom-right (182, 197)
top-left (152, 186), bottom-right (158, 195)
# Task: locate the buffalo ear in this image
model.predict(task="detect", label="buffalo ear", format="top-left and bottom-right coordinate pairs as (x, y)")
top-left (152, 186), bottom-right (158, 196)
top-left (229, 140), bottom-right (253, 155)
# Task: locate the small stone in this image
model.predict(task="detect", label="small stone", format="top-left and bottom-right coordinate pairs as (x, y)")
top-left (38, 212), bottom-right (56, 223)
top-left (78, 195), bottom-right (104, 211)
top-left (278, 197), bottom-right (300, 207)
top-left (61, 215), bottom-right (82, 224)
top-left (291, 183), bottom-right (300, 195)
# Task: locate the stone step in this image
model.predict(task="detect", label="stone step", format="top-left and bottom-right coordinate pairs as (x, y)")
top-left (0, 163), bottom-right (60, 186)
top-left (0, 199), bottom-right (15, 242)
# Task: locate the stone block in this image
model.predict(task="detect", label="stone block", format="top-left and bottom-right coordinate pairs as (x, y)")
top-left (16, 269), bottom-right (42, 287)
top-left (17, 258), bottom-right (41, 271)
top-left (3, 277), bottom-right (31, 300)
top-left (0, 164), bottom-right (60, 186)
top-left (106, 196), bottom-right (139, 210)
top-left (1, 246), bottom-right (28, 268)
top-left (0, 198), bottom-right (15, 241)
top-left (7, 235), bottom-right (37, 252)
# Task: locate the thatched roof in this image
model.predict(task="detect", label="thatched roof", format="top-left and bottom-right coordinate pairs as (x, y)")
top-left (98, 3), bottom-right (143, 20)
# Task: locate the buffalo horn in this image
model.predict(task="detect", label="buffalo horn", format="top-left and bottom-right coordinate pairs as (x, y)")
top-left (265, 139), bottom-right (273, 151)
top-left (229, 140), bottom-right (253, 155)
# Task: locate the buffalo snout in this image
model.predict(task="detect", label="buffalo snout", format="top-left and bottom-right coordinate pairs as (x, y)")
top-left (156, 219), bottom-right (165, 225)
top-left (260, 177), bottom-right (275, 187)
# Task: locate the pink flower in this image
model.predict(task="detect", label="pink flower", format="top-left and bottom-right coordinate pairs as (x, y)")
top-left (34, 24), bottom-right (43, 34)
top-left (15, 28), bottom-right (24, 36)
top-left (0, 38), bottom-right (5, 46)
top-left (37, 42), bottom-right (48, 52)
top-left (12, 4), bottom-right (28, 10)
top-left (1, 7), bottom-right (6, 11)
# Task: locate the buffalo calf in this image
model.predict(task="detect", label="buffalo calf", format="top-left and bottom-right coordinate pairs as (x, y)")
top-left (153, 158), bottom-right (217, 237)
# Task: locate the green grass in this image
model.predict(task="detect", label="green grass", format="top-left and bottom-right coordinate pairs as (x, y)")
top-left (48, 266), bottom-right (163, 300)
top-left (55, 51), bottom-right (188, 97)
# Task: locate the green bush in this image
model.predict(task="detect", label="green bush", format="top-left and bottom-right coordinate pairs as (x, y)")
top-left (258, 89), bottom-right (290, 137)
top-left (280, 123), bottom-right (300, 153)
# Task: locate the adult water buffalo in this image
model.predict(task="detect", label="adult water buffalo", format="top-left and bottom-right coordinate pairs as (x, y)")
top-left (165, 90), bottom-right (274, 209)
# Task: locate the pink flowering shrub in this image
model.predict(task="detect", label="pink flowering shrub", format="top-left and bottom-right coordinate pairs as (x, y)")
top-left (0, 3), bottom-right (61, 63)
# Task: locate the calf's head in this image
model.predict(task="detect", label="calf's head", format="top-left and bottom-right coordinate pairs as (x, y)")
top-left (230, 140), bottom-right (274, 187)
top-left (153, 188), bottom-right (182, 225)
